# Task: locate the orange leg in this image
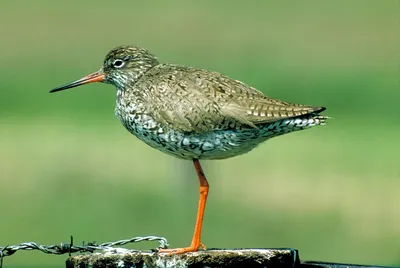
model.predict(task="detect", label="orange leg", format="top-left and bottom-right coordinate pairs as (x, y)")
top-left (159, 159), bottom-right (209, 254)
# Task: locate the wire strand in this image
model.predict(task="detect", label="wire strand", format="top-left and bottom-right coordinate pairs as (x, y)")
top-left (0, 235), bottom-right (168, 268)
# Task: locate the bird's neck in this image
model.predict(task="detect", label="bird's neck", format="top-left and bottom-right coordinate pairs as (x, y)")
top-left (112, 61), bottom-right (158, 91)
top-left (113, 72), bottom-right (142, 90)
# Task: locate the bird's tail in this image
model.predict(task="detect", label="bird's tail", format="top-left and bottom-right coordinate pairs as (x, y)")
top-left (260, 110), bottom-right (329, 139)
top-left (305, 113), bottom-right (330, 126)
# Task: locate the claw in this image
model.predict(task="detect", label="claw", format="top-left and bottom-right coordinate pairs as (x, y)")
top-left (158, 243), bottom-right (205, 255)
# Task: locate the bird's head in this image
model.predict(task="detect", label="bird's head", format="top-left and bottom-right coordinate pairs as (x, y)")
top-left (50, 46), bottom-right (159, 93)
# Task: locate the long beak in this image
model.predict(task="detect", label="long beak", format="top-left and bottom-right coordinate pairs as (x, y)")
top-left (50, 70), bottom-right (104, 93)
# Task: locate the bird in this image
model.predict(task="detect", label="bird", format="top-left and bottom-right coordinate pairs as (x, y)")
top-left (50, 45), bottom-right (328, 254)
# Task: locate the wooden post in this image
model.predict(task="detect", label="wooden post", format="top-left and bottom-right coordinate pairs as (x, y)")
top-left (66, 249), bottom-right (394, 268)
top-left (66, 248), bottom-right (299, 268)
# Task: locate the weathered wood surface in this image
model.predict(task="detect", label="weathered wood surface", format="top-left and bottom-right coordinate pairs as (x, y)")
top-left (66, 248), bottom-right (396, 268)
top-left (66, 248), bottom-right (299, 268)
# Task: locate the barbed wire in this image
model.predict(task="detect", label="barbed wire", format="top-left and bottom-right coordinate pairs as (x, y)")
top-left (0, 235), bottom-right (168, 268)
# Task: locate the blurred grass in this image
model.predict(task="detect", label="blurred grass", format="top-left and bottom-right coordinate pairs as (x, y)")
top-left (0, 0), bottom-right (399, 267)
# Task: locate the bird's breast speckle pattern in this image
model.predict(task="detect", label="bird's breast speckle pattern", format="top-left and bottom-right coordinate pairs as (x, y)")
top-left (115, 89), bottom-right (326, 160)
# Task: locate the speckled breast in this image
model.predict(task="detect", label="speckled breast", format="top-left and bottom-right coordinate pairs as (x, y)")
top-left (115, 100), bottom-right (323, 160)
top-left (115, 109), bottom-right (251, 160)
top-left (114, 100), bottom-right (261, 160)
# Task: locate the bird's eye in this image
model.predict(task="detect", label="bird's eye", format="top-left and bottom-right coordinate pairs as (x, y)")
top-left (113, 59), bottom-right (125, 68)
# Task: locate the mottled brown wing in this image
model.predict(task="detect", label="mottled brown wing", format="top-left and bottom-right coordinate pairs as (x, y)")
top-left (140, 64), bottom-right (324, 133)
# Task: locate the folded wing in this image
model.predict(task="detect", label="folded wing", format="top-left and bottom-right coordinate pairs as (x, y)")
top-left (140, 64), bottom-right (325, 133)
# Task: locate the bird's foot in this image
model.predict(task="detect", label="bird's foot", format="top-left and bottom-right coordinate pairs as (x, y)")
top-left (158, 243), bottom-right (206, 255)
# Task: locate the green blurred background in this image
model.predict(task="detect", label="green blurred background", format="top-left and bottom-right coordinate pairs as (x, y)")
top-left (0, 0), bottom-right (399, 267)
